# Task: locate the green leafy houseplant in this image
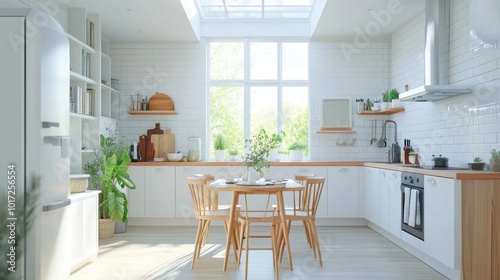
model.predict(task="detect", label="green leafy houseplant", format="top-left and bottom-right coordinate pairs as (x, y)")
top-left (214, 133), bottom-right (226, 150)
top-left (244, 129), bottom-right (285, 173)
top-left (84, 134), bottom-right (136, 222)
top-left (468, 156), bottom-right (485, 171)
top-left (289, 142), bottom-right (307, 151)
top-left (389, 88), bottom-right (399, 101)
top-left (228, 148), bottom-right (238, 156)
top-left (382, 90), bottom-right (390, 102)
top-left (490, 149), bottom-right (500, 172)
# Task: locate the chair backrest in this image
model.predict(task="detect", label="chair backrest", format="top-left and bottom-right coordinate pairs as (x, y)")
top-left (293, 174), bottom-right (316, 210)
top-left (186, 176), bottom-right (214, 218)
top-left (300, 177), bottom-right (325, 216)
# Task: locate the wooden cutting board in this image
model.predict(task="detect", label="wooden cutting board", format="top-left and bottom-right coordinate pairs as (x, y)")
top-left (147, 123), bottom-right (164, 137)
top-left (150, 129), bottom-right (175, 160)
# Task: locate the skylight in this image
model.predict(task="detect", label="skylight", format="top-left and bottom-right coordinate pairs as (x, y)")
top-left (194, 0), bottom-right (316, 20)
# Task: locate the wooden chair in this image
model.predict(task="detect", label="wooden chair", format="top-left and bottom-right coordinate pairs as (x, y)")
top-left (278, 176), bottom-right (326, 266)
top-left (237, 191), bottom-right (281, 280)
top-left (186, 176), bottom-right (239, 268)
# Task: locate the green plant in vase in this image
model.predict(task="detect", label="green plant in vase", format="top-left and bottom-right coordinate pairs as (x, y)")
top-left (84, 133), bottom-right (136, 238)
top-left (490, 149), bottom-right (500, 172)
top-left (390, 88), bottom-right (400, 108)
top-left (289, 142), bottom-right (306, 161)
top-left (213, 133), bottom-right (226, 161)
top-left (244, 129), bottom-right (285, 182)
top-left (468, 156), bottom-right (485, 171)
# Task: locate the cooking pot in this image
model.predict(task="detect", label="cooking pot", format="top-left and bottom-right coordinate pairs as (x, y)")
top-left (431, 154), bottom-right (448, 167)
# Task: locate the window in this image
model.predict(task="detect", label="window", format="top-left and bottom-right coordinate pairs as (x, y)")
top-left (208, 40), bottom-right (309, 158)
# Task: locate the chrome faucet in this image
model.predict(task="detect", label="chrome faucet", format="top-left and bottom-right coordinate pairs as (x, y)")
top-left (378, 120), bottom-right (401, 163)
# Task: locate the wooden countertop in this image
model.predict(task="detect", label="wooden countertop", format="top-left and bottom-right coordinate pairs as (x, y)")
top-left (129, 161), bottom-right (500, 180)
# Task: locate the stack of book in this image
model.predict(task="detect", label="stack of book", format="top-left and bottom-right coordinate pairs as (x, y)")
top-left (70, 86), bottom-right (95, 116)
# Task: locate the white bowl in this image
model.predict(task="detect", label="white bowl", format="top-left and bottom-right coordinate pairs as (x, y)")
top-left (153, 157), bottom-right (165, 162)
top-left (167, 153), bottom-right (183, 162)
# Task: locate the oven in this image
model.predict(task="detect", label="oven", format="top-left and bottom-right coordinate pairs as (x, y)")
top-left (401, 172), bottom-right (424, 240)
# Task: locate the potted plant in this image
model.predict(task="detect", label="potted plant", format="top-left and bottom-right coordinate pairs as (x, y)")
top-left (390, 88), bottom-right (401, 108)
top-left (468, 157), bottom-right (486, 171)
top-left (213, 133), bottom-right (226, 161)
top-left (381, 90), bottom-right (390, 110)
top-left (84, 134), bottom-right (136, 238)
top-left (228, 148), bottom-right (239, 161)
top-left (289, 142), bottom-right (307, 161)
top-left (244, 129), bottom-right (284, 183)
top-left (490, 149), bottom-right (500, 172)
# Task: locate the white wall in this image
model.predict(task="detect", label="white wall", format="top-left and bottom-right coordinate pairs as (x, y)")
top-left (108, 0), bottom-right (499, 166)
top-left (390, 0), bottom-right (500, 167)
top-left (110, 43), bottom-right (207, 159)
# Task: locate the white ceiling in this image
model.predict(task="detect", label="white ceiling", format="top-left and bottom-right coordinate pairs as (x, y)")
top-left (66, 0), bottom-right (425, 44)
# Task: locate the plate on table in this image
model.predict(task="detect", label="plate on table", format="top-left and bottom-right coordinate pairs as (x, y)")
top-left (236, 181), bottom-right (275, 186)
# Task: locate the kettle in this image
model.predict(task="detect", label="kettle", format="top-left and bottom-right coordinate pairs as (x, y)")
top-left (389, 142), bottom-right (401, 163)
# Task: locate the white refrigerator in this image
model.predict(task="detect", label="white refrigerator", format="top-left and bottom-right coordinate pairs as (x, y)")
top-left (1, 8), bottom-right (71, 280)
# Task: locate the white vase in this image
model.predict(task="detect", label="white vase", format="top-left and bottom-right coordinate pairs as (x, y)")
top-left (246, 168), bottom-right (261, 183)
top-left (380, 102), bottom-right (389, 110)
top-left (392, 99), bottom-right (401, 108)
top-left (289, 150), bottom-right (304, 161)
top-left (268, 149), bottom-right (279, 161)
top-left (214, 150), bottom-right (225, 161)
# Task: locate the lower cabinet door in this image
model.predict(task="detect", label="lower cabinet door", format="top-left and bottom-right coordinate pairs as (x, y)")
top-left (127, 166), bottom-right (145, 218)
top-left (327, 166), bottom-right (360, 218)
top-left (145, 166), bottom-right (176, 217)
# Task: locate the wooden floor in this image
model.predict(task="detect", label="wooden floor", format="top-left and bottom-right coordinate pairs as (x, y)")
top-left (71, 226), bottom-right (448, 280)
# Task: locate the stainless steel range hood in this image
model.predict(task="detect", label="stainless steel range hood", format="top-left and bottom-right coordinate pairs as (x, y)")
top-left (399, 0), bottom-right (471, 102)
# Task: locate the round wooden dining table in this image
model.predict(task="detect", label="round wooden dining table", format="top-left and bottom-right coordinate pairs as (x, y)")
top-left (208, 180), bottom-right (304, 274)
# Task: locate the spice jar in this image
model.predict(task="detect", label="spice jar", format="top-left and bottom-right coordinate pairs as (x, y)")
top-left (188, 137), bottom-right (201, 162)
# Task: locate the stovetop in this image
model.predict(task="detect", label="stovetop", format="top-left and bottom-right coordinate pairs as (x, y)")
top-left (407, 165), bottom-right (468, 171)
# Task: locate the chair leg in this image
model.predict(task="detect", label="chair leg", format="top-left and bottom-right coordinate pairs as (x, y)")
top-left (237, 222), bottom-right (246, 268)
top-left (302, 220), bottom-right (312, 247)
top-left (244, 222), bottom-right (251, 280)
top-left (309, 219), bottom-right (323, 266)
top-left (191, 219), bottom-right (204, 269)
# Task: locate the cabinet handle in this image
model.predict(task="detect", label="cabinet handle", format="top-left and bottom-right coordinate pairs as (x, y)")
top-left (390, 172), bottom-right (398, 178)
top-left (339, 168), bottom-right (348, 173)
top-left (380, 171), bottom-right (386, 177)
top-left (155, 167), bottom-right (165, 172)
top-left (297, 168), bottom-right (308, 172)
top-left (183, 168), bottom-right (194, 173)
top-left (426, 178), bottom-right (436, 184)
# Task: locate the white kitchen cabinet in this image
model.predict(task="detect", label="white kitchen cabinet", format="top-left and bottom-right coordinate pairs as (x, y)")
top-left (327, 166), bottom-right (360, 218)
top-left (363, 167), bottom-right (379, 224)
top-left (268, 166), bottom-right (328, 218)
top-left (68, 191), bottom-right (99, 273)
top-left (424, 175), bottom-right (461, 270)
top-left (127, 166), bottom-right (176, 218)
top-left (378, 169), bottom-right (401, 236)
top-left (145, 166), bottom-right (176, 217)
top-left (128, 166), bottom-right (145, 217)
top-left (387, 170), bottom-right (401, 238)
top-left (378, 169), bottom-right (390, 231)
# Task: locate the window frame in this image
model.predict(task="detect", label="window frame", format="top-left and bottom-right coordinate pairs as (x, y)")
top-left (207, 39), bottom-right (309, 158)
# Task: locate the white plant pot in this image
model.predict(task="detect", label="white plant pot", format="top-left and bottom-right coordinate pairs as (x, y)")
top-left (380, 102), bottom-right (389, 110)
top-left (392, 99), bottom-right (401, 108)
top-left (289, 150), bottom-right (304, 161)
top-left (246, 168), bottom-right (261, 184)
top-left (268, 149), bottom-right (279, 161)
top-left (214, 150), bottom-right (225, 161)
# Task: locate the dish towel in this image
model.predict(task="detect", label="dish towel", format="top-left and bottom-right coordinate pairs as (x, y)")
top-left (403, 187), bottom-right (411, 224)
top-left (415, 190), bottom-right (421, 227)
top-left (408, 189), bottom-right (418, 227)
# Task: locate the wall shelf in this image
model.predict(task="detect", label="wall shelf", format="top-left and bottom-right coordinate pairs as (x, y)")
top-left (358, 107), bottom-right (405, 115)
top-left (128, 110), bottom-right (178, 115)
top-left (315, 127), bottom-right (356, 134)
